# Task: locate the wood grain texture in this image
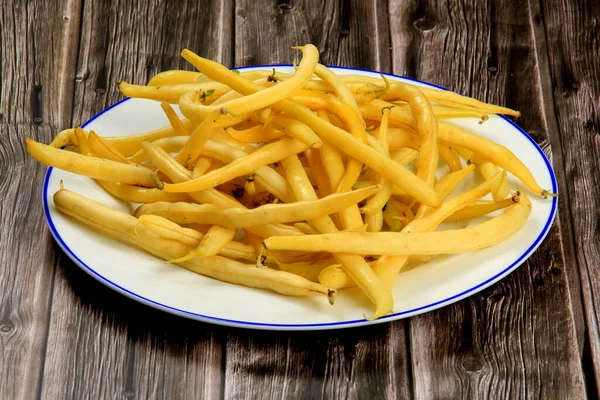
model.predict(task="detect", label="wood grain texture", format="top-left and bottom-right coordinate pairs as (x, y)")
top-left (71, 0), bottom-right (233, 127)
top-left (0, 0), bottom-right (82, 128)
top-left (0, 1), bottom-right (81, 399)
top-left (387, 0), bottom-right (587, 398)
top-left (41, 257), bottom-right (225, 400)
top-left (39, 1), bottom-right (233, 399)
top-left (235, 0), bottom-right (391, 71)
top-left (539, 0), bottom-right (600, 395)
top-left (526, 0), bottom-right (585, 351)
top-left (225, 323), bottom-right (410, 400)
top-left (226, 2), bottom-right (410, 399)
top-left (0, 124), bottom-right (59, 400)
top-left (1, 0), bottom-right (597, 398)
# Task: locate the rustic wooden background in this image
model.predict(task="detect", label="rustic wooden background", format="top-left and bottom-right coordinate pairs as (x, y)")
top-left (1, 0), bottom-right (598, 398)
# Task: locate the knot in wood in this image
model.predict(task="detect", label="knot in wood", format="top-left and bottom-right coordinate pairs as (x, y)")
top-left (461, 357), bottom-right (483, 372)
top-left (583, 119), bottom-right (595, 130)
top-left (277, 0), bottom-right (292, 11)
top-left (413, 17), bottom-right (436, 32)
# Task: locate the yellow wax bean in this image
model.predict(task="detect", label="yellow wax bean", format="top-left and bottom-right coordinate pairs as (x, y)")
top-left (168, 225), bottom-right (237, 263)
top-left (438, 122), bottom-right (555, 196)
top-left (318, 265), bottom-right (357, 290)
top-left (174, 109), bottom-right (222, 167)
top-left (26, 137), bottom-right (157, 187)
top-left (135, 214), bottom-right (205, 246)
top-left (358, 100), bottom-right (415, 129)
top-left (141, 141), bottom-right (234, 207)
top-left (444, 197), bottom-right (518, 222)
top-left (277, 258), bottom-right (341, 283)
top-left (74, 127), bottom-right (91, 155)
top-left (389, 102), bottom-right (490, 120)
top-left (88, 131), bottom-right (132, 164)
top-left (227, 125), bottom-right (284, 143)
top-left (317, 110), bottom-right (345, 194)
top-left (417, 86), bottom-right (520, 117)
top-left (142, 140), bottom-right (304, 238)
top-left (438, 140), bottom-right (462, 172)
top-left (455, 147), bottom-right (510, 202)
top-left (269, 115), bottom-right (322, 148)
top-left (237, 70), bottom-right (294, 81)
top-left (280, 154), bottom-right (393, 319)
top-left (147, 70), bottom-right (202, 86)
top-left (304, 148), bottom-right (332, 199)
top-left (160, 102), bottom-right (190, 138)
top-left (264, 188), bottom-right (530, 257)
top-left (200, 139), bottom-right (295, 203)
top-left (387, 127), bottom-right (416, 149)
top-left (129, 136), bottom-right (187, 163)
top-left (210, 128), bottom-right (258, 154)
top-left (314, 64), bottom-right (359, 112)
top-left (391, 148), bottom-right (419, 166)
top-left (119, 81), bottom-right (230, 104)
top-left (479, 160), bottom-right (510, 202)
top-left (97, 181), bottom-right (192, 204)
top-left (192, 156), bottom-right (213, 178)
top-left (50, 128), bottom-right (76, 148)
top-left (364, 102), bottom-right (552, 198)
top-left (430, 105), bottom-right (489, 120)
top-left (293, 222), bottom-right (319, 235)
top-left (362, 108), bottom-right (393, 215)
top-left (54, 189), bottom-right (332, 299)
top-left (365, 212), bottom-right (384, 232)
top-left (433, 164), bottom-right (476, 201)
top-left (137, 136), bottom-right (292, 203)
top-left (178, 44), bottom-right (319, 121)
top-left (162, 137), bottom-right (307, 198)
top-left (289, 91), bottom-right (366, 193)
top-left (324, 171), bottom-right (502, 288)
top-left (347, 78), bottom-right (390, 103)
top-left (287, 90), bottom-right (367, 228)
top-left (135, 185), bottom-right (381, 228)
top-left (337, 75), bottom-right (520, 116)
top-left (137, 216), bottom-right (256, 262)
top-left (210, 80), bottom-right (270, 106)
top-left (402, 171), bottom-right (503, 234)
top-left (372, 92), bottom-right (439, 189)
top-left (303, 78), bottom-right (390, 104)
top-left (104, 120), bottom-right (194, 156)
top-left (180, 51), bottom-right (439, 207)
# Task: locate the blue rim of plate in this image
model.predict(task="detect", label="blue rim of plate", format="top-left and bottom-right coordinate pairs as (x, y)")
top-left (43, 65), bottom-right (558, 330)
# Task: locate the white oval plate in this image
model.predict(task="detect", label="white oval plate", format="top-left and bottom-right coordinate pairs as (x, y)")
top-left (43, 66), bottom-right (557, 330)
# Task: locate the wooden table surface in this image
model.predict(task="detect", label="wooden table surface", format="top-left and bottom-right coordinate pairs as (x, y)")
top-left (2, 0), bottom-right (599, 398)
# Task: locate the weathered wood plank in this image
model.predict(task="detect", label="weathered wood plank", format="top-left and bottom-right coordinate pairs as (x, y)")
top-left (0, 1), bottom-right (82, 399)
top-left (40, 1), bottom-right (233, 398)
top-left (226, 322), bottom-right (410, 400)
top-left (0, 0), bottom-right (82, 129)
top-left (6, 1), bottom-right (593, 399)
top-left (71, 0), bottom-right (234, 126)
top-left (526, 0), bottom-right (585, 351)
top-left (539, 0), bottom-right (600, 395)
top-left (0, 124), bottom-right (60, 400)
top-left (235, 0), bottom-right (391, 71)
top-left (387, 0), bottom-right (587, 398)
top-left (226, 2), bottom-right (409, 400)
top-left (41, 257), bottom-right (225, 400)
